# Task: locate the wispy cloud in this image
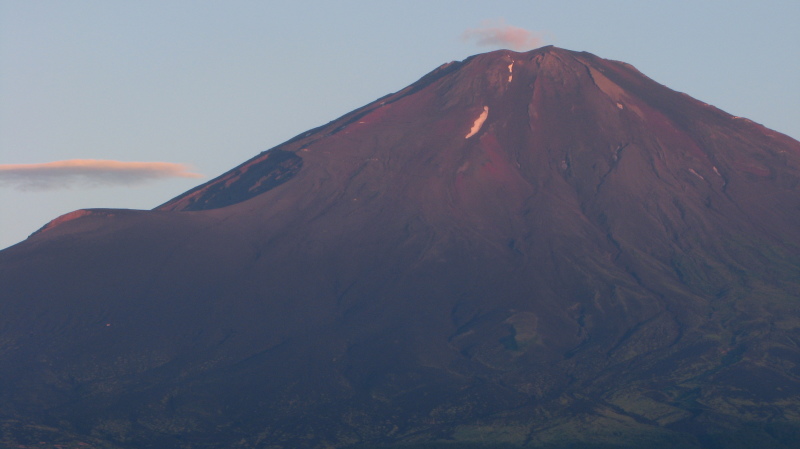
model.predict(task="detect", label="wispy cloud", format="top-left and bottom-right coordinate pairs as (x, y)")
top-left (462, 19), bottom-right (545, 51)
top-left (0, 159), bottom-right (203, 191)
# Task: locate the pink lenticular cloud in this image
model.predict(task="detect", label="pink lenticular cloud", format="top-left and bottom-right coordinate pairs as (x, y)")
top-left (0, 159), bottom-right (203, 191)
top-left (462, 19), bottom-right (545, 51)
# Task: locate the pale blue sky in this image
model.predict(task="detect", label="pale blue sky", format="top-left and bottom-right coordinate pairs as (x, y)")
top-left (2, 1), bottom-right (799, 249)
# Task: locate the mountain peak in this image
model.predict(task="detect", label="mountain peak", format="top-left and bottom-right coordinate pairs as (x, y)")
top-left (2, 48), bottom-right (800, 449)
top-left (154, 46), bottom-right (698, 213)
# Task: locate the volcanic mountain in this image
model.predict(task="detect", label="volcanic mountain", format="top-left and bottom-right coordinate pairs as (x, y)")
top-left (2, 46), bottom-right (800, 449)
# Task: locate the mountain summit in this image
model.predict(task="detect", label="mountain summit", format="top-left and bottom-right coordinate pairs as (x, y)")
top-left (2, 46), bottom-right (800, 449)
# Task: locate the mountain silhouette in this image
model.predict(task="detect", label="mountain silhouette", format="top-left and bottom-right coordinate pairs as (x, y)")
top-left (1, 46), bottom-right (799, 449)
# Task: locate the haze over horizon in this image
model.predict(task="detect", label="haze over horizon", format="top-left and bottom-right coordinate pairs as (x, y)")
top-left (2, 1), bottom-right (799, 250)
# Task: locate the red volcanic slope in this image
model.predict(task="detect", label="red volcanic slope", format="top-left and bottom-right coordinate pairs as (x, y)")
top-left (1, 46), bottom-right (800, 449)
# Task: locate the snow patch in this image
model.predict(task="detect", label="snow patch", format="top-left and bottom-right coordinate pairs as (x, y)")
top-left (688, 169), bottom-right (705, 181)
top-left (712, 166), bottom-right (721, 177)
top-left (616, 102), bottom-right (624, 109)
top-left (466, 106), bottom-right (489, 139)
top-left (508, 62), bottom-right (514, 83)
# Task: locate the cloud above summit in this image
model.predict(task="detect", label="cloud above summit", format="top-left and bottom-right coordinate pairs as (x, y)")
top-left (0, 159), bottom-right (203, 191)
top-left (461, 19), bottom-right (545, 51)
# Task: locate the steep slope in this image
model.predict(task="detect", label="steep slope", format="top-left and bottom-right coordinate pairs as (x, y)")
top-left (1, 46), bottom-right (800, 449)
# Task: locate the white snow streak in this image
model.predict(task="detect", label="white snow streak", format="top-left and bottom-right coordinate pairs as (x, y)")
top-left (466, 106), bottom-right (489, 138)
top-left (689, 169), bottom-right (705, 181)
top-left (508, 62), bottom-right (514, 82)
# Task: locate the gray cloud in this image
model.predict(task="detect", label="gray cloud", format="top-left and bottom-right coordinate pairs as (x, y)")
top-left (462, 19), bottom-right (545, 51)
top-left (0, 159), bottom-right (203, 191)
